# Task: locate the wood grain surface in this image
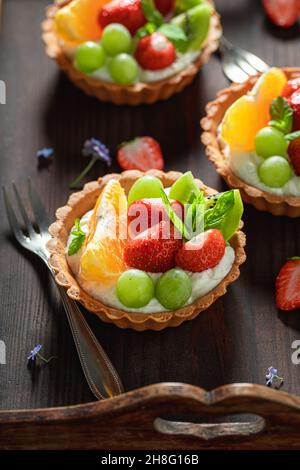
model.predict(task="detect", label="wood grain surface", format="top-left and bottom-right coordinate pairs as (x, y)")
top-left (1, 0), bottom-right (300, 413)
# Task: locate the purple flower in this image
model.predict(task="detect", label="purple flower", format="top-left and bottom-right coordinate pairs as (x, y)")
top-left (27, 344), bottom-right (43, 361)
top-left (27, 344), bottom-right (56, 364)
top-left (69, 138), bottom-right (111, 189)
top-left (37, 148), bottom-right (54, 160)
top-left (82, 138), bottom-right (111, 165)
top-left (266, 366), bottom-right (283, 389)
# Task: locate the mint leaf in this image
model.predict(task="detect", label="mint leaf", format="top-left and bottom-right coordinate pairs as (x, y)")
top-left (204, 190), bottom-right (234, 231)
top-left (158, 24), bottom-right (188, 53)
top-left (160, 189), bottom-right (186, 239)
top-left (285, 130), bottom-right (300, 142)
top-left (141, 0), bottom-right (164, 26)
top-left (68, 218), bottom-right (86, 256)
top-left (185, 191), bottom-right (205, 239)
top-left (288, 256), bottom-right (300, 260)
top-left (135, 22), bottom-right (157, 39)
top-left (269, 97), bottom-right (293, 134)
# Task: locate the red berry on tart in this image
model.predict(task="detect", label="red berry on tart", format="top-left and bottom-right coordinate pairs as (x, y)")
top-left (124, 220), bottom-right (182, 272)
top-left (175, 229), bottom-right (226, 273)
top-left (135, 32), bottom-right (176, 71)
top-left (99, 0), bottom-right (146, 35)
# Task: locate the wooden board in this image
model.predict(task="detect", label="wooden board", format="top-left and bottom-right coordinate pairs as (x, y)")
top-left (1, 0), bottom-right (300, 449)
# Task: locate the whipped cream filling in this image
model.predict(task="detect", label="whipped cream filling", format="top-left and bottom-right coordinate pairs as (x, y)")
top-left (223, 144), bottom-right (300, 197)
top-left (66, 209), bottom-right (235, 314)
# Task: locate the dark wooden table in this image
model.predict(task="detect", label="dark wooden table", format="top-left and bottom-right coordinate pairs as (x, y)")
top-left (1, 0), bottom-right (300, 412)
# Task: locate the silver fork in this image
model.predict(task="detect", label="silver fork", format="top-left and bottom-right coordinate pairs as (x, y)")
top-left (219, 36), bottom-right (270, 83)
top-left (3, 180), bottom-right (124, 400)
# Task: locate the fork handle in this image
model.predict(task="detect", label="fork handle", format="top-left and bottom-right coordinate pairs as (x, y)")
top-left (51, 273), bottom-right (124, 400)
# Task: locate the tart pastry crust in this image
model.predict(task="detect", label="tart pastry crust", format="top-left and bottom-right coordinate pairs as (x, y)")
top-left (201, 67), bottom-right (300, 217)
top-left (42, 0), bottom-right (222, 105)
top-left (47, 170), bottom-right (246, 331)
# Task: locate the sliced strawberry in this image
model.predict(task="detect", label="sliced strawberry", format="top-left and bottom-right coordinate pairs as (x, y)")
top-left (262, 0), bottom-right (300, 28)
top-left (154, 0), bottom-right (175, 16)
top-left (288, 137), bottom-right (300, 175)
top-left (124, 220), bottom-right (182, 272)
top-left (128, 198), bottom-right (183, 237)
top-left (282, 78), bottom-right (300, 99)
top-left (276, 259), bottom-right (300, 310)
top-left (175, 229), bottom-right (226, 273)
top-left (117, 137), bottom-right (164, 171)
top-left (135, 32), bottom-right (176, 71)
top-left (99, 0), bottom-right (146, 35)
top-left (288, 89), bottom-right (300, 130)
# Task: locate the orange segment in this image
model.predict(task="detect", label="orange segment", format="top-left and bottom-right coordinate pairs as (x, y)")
top-left (54, 0), bottom-right (110, 45)
top-left (80, 179), bottom-right (128, 286)
top-left (221, 68), bottom-right (287, 153)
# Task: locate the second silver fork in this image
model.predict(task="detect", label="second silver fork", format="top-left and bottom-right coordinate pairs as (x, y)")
top-left (219, 36), bottom-right (269, 83)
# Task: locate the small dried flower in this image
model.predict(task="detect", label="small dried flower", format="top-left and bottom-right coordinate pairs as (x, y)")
top-left (37, 148), bottom-right (54, 160)
top-left (266, 366), bottom-right (284, 389)
top-left (27, 344), bottom-right (56, 364)
top-left (69, 138), bottom-right (111, 189)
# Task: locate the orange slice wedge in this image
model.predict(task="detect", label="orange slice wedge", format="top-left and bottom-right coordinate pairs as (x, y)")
top-left (80, 179), bottom-right (128, 286)
top-left (221, 68), bottom-right (287, 153)
top-left (54, 0), bottom-right (109, 45)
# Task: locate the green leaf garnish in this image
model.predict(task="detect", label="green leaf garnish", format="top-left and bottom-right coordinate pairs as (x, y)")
top-left (141, 0), bottom-right (164, 26)
top-left (185, 191), bottom-right (205, 239)
top-left (68, 218), bottom-right (86, 256)
top-left (204, 190), bottom-right (235, 231)
top-left (135, 22), bottom-right (157, 39)
top-left (160, 189), bottom-right (186, 238)
top-left (269, 96), bottom-right (293, 134)
top-left (288, 256), bottom-right (300, 260)
top-left (158, 24), bottom-right (188, 52)
top-left (284, 130), bottom-right (300, 142)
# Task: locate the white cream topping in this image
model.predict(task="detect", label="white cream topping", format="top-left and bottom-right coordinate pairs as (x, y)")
top-left (66, 209), bottom-right (235, 314)
top-left (222, 144), bottom-right (300, 197)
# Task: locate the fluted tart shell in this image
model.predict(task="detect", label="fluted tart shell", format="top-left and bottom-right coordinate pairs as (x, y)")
top-left (42, 0), bottom-right (222, 105)
top-left (201, 67), bottom-right (300, 218)
top-left (47, 170), bottom-right (246, 331)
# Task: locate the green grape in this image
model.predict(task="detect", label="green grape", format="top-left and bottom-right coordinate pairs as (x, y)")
top-left (255, 127), bottom-right (288, 159)
top-left (128, 176), bottom-right (164, 206)
top-left (101, 24), bottom-right (132, 56)
top-left (108, 53), bottom-right (138, 85)
top-left (116, 269), bottom-right (154, 308)
top-left (258, 156), bottom-right (292, 188)
top-left (155, 268), bottom-right (192, 310)
top-left (169, 171), bottom-right (201, 204)
top-left (75, 41), bottom-right (106, 74)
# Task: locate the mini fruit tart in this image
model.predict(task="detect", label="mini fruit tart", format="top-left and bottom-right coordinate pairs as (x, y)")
top-left (47, 170), bottom-right (246, 331)
top-left (42, 0), bottom-right (221, 105)
top-left (202, 67), bottom-right (300, 217)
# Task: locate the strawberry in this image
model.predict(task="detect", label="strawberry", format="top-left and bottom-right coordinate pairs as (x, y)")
top-left (99, 0), bottom-right (146, 35)
top-left (175, 229), bottom-right (226, 273)
top-left (282, 78), bottom-right (300, 99)
top-left (117, 137), bottom-right (164, 171)
top-left (288, 89), bottom-right (300, 130)
top-left (135, 32), bottom-right (176, 71)
top-left (124, 220), bottom-right (182, 272)
top-left (262, 0), bottom-right (300, 28)
top-left (128, 198), bottom-right (183, 237)
top-left (288, 137), bottom-right (300, 175)
top-left (154, 0), bottom-right (175, 16)
top-left (276, 259), bottom-right (300, 310)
